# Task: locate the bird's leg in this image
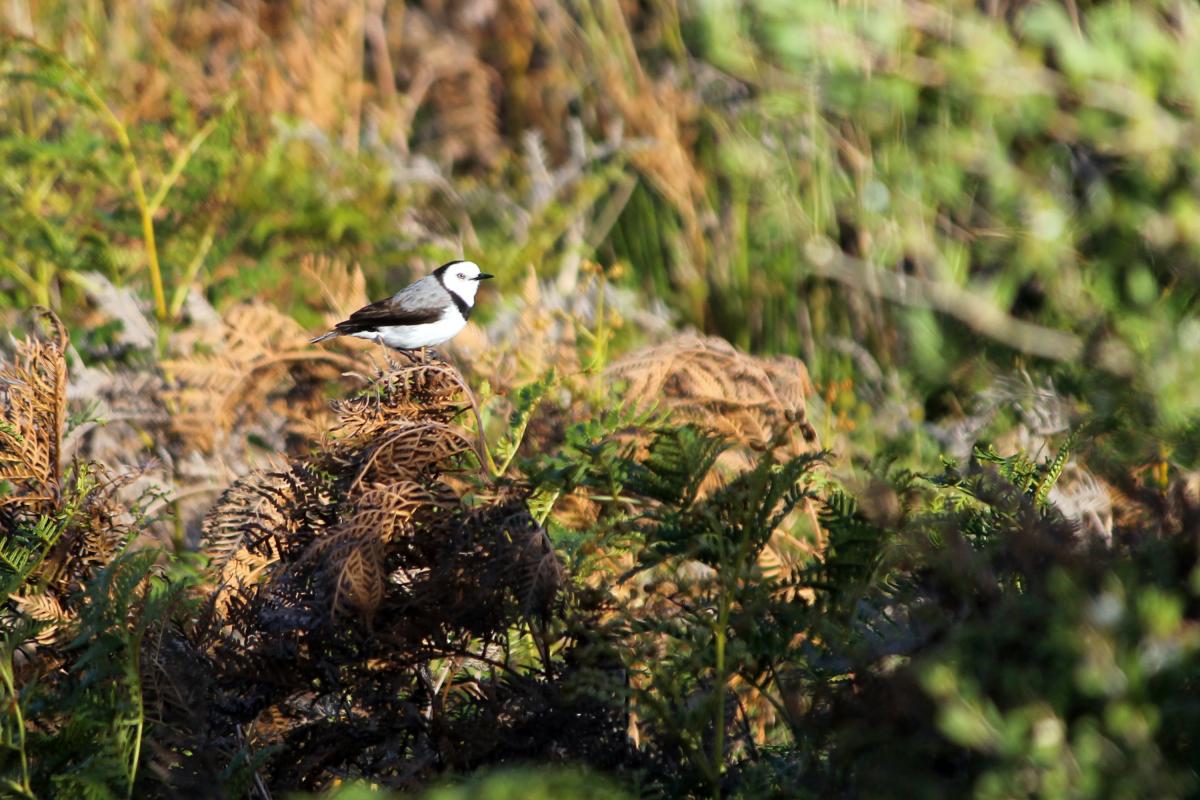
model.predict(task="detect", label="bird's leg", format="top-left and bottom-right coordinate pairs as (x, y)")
top-left (396, 348), bottom-right (424, 367)
top-left (374, 337), bottom-right (396, 372)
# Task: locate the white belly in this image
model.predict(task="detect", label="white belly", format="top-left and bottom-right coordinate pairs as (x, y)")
top-left (352, 313), bottom-right (467, 349)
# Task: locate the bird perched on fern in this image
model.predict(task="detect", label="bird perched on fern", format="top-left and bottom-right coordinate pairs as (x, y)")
top-left (312, 260), bottom-right (493, 353)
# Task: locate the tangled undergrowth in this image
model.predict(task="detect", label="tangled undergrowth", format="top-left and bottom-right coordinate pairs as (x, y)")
top-left (1, 308), bottom-right (835, 797)
top-left (0, 312), bottom-right (154, 670)
top-left (5, 278), bottom-right (1200, 800)
top-left (6, 229), bottom-right (1200, 800)
top-left (167, 358), bottom-right (570, 793)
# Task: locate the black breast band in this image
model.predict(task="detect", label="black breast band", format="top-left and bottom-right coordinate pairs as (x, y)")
top-left (448, 291), bottom-right (471, 320)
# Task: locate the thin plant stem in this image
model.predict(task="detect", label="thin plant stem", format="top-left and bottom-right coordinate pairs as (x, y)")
top-left (19, 41), bottom-right (170, 322)
top-left (531, 487), bottom-right (561, 526)
top-left (168, 216), bottom-right (219, 319)
top-left (0, 657), bottom-right (34, 799)
top-left (147, 93), bottom-right (236, 215)
top-left (711, 587), bottom-right (730, 800)
top-left (87, 93), bottom-right (166, 321)
top-left (0, 256), bottom-right (42, 301)
top-left (494, 376), bottom-right (554, 476)
top-left (422, 361), bottom-right (498, 478)
top-left (126, 635), bottom-right (144, 799)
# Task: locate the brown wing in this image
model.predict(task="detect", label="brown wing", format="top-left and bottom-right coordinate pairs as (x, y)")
top-left (332, 296), bottom-right (446, 335)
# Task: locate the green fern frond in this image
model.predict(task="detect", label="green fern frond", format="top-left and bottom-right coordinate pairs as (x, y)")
top-left (974, 445), bottom-right (1038, 495)
top-left (1035, 427), bottom-right (1080, 507)
top-left (0, 515), bottom-right (63, 597)
top-left (492, 369), bottom-right (557, 476)
top-left (626, 425), bottom-right (729, 506)
top-left (807, 490), bottom-right (891, 611)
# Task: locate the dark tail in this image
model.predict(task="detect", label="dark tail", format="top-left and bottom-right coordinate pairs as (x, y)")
top-left (310, 330), bottom-right (340, 344)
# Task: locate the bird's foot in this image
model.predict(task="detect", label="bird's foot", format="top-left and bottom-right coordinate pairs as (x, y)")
top-left (395, 347), bottom-right (448, 365)
top-left (395, 347), bottom-right (430, 366)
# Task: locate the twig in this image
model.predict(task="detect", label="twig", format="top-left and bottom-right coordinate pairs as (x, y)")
top-left (586, 173), bottom-right (640, 250)
top-left (425, 658), bottom-right (458, 720)
top-left (802, 244), bottom-right (1085, 364)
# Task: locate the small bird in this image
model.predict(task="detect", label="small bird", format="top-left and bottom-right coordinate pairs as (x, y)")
top-left (311, 260), bottom-right (493, 351)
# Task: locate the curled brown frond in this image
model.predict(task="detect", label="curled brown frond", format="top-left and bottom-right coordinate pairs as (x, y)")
top-left (11, 592), bottom-right (69, 646)
top-left (605, 335), bottom-right (826, 592)
top-left (348, 423), bottom-right (473, 488)
top-left (307, 479), bottom-right (441, 622)
top-left (195, 358), bottom-right (565, 786)
top-left (200, 464), bottom-right (337, 620)
top-left (328, 363), bottom-right (469, 443)
top-left (607, 335), bottom-right (820, 455)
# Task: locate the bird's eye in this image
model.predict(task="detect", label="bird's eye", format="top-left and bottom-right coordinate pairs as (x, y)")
top-left (457, 273), bottom-right (465, 279)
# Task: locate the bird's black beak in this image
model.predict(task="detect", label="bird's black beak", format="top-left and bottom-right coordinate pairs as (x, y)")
top-left (474, 273), bottom-right (494, 281)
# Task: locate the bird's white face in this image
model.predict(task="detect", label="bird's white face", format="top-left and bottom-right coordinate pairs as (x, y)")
top-left (441, 261), bottom-right (492, 303)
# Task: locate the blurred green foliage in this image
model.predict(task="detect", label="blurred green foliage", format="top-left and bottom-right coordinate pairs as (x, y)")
top-left (678, 0), bottom-right (1200, 438)
top-left (313, 768), bottom-right (629, 800)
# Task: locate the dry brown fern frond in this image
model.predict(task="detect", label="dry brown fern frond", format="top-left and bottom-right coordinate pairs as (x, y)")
top-left (583, 2), bottom-right (707, 253)
top-left (522, 335), bottom-right (825, 595)
top-left (307, 479), bottom-right (446, 622)
top-left (607, 335), bottom-right (819, 456)
top-left (199, 461), bottom-right (341, 625)
top-left (10, 591), bottom-right (69, 646)
top-left (302, 255), bottom-right (369, 324)
top-left (346, 423), bottom-right (474, 489)
top-left (51, 461), bottom-right (144, 569)
top-left (410, 491), bottom-right (564, 629)
top-left (5, 460), bottom-right (146, 671)
top-left (199, 357), bottom-right (548, 639)
top-left (0, 312), bottom-right (159, 680)
top-left (327, 363), bottom-right (470, 443)
top-left (1, 314), bottom-right (138, 569)
top-left (163, 302), bottom-right (359, 452)
top-left (0, 309), bottom-right (68, 514)
top-left (150, 0), bottom-right (369, 140)
top-left (396, 7), bottom-right (502, 168)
